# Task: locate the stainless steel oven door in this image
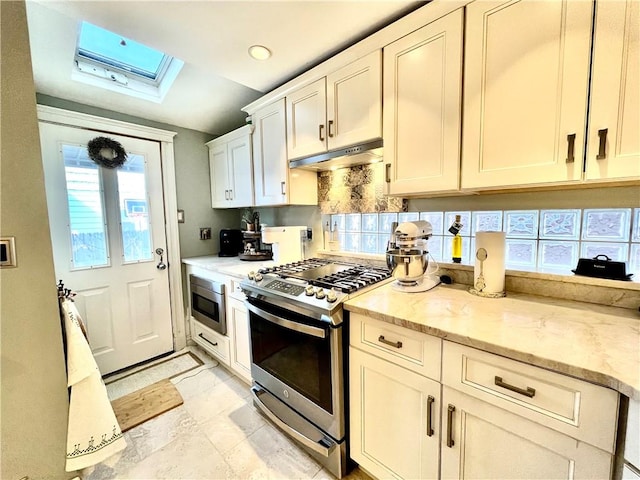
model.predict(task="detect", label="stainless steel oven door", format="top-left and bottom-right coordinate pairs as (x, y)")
top-left (246, 296), bottom-right (345, 442)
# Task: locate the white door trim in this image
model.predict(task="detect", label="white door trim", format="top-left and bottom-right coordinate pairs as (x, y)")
top-left (37, 105), bottom-right (186, 351)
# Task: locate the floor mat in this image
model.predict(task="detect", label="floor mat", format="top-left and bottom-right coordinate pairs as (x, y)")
top-left (105, 351), bottom-right (203, 400)
top-left (111, 379), bottom-right (183, 432)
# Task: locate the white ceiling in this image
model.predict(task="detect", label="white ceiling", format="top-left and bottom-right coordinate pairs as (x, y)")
top-left (25, 1), bottom-right (422, 136)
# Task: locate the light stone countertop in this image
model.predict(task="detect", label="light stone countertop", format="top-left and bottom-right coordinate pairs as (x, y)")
top-left (345, 282), bottom-right (640, 400)
top-left (182, 255), bottom-right (276, 278)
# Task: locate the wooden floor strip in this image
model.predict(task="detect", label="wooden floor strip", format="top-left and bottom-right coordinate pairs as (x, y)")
top-left (111, 379), bottom-right (183, 432)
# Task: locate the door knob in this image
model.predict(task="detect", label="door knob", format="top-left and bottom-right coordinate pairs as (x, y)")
top-left (155, 248), bottom-right (167, 270)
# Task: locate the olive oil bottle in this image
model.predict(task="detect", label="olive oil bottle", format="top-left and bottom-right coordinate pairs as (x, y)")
top-left (449, 214), bottom-right (463, 263)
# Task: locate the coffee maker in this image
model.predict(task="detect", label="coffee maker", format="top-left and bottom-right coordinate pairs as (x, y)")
top-left (218, 229), bottom-right (243, 257)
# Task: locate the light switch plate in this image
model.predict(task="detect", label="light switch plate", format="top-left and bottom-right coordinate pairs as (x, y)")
top-left (0, 237), bottom-right (17, 268)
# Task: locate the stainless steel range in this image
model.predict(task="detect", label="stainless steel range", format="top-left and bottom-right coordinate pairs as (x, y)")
top-left (241, 258), bottom-right (391, 478)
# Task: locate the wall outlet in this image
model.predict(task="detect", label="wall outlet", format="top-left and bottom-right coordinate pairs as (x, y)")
top-left (199, 228), bottom-right (211, 240)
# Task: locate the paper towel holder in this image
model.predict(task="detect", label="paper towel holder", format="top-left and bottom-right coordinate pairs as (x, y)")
top-left (469, 237), bottom-right (506, 298)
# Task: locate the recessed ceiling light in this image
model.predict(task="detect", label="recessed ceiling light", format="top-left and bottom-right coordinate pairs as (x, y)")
top-left (248, 45), bottom-right (271, 61)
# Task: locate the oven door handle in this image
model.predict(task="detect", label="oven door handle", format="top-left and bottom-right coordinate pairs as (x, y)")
top-left (251, 387), bottom-right (336, 458)
top-left (246, 301), bottom-right (327, 339)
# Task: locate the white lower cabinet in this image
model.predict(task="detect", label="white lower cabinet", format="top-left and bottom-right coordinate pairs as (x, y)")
top-left (349, 348), bottom-right (440, 480)
top-left (226, 295), bottom-right (251, 383)
top-left (440, 385), bottom-right (613, 480)
top-left (349, 316), bottom-right (620, 480)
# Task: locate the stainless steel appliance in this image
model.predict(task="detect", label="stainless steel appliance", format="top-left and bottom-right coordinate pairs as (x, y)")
top-left (386, 220), bottom-right (440, 293)
top-left (190, 274), bottom-right (226, 335)
top-left (241, 258), bottom-right (392, 478)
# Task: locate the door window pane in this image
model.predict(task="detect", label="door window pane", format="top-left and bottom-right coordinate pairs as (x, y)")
top-left (117, 154), bottom-right (153, 262)
top-left (63, 145), bottom-right (109, 269)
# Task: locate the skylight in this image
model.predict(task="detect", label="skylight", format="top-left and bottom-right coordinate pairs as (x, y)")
top-left (73, 21), bottom-right (183, 103)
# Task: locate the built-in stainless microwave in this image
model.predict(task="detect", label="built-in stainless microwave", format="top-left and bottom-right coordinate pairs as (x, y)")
top-left (190, 274), bottom-right (226, 335)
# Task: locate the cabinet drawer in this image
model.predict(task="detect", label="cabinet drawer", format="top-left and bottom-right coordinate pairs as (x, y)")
top-left (350, 313), bottom-right (441, 381)
top-left (443, 341), bottom-right (619, 453)
top-left (191, 318), bottom-right (230, 366)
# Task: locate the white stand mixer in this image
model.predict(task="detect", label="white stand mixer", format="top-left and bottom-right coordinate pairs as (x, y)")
top-left (386, 221), bottom-right (441, 292)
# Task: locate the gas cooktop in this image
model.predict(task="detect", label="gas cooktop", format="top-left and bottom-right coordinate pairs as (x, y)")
top-left (258, 258), bottom-right (391, 294)
top-left (241, 258), bottom-right (392, 318)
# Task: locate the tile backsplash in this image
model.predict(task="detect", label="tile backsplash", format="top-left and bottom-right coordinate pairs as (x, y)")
top-left (326, 207), bottom-right (640, 276)
top-left (317, 163), bottom-right (406, 214)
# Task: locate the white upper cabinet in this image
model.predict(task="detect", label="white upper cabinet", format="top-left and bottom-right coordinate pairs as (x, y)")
top-left (461, 0), bottom-right (592, 190)
top-left (207, 125), bottom-right (253, 208)
top-left (586, 0), bottom-right (640, 182)
top-left (384, 9), bottom-right (464, 195)
top-left (252, 99), bottom-right (317, 206)
top-left (286, 50), bottom-right (382, 160)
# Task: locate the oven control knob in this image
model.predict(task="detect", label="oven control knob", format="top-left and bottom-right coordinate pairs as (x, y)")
top-left (326, 289), bottom-right (338, 303)
top-left (304, 285), bottom-right (315, 296)
top-left (248, 271), bottom-right (255, 280)
top-left (315, 288), bottom-right (326, 299)
top-left (254, 273), bottom-right (263, 282)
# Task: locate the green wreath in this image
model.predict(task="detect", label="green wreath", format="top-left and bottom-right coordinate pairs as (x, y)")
top-left (87, 137), bottom-right (128, 169)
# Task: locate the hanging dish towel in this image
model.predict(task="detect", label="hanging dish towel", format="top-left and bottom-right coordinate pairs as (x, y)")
top-left (61, 299), bottom-right (126, 472)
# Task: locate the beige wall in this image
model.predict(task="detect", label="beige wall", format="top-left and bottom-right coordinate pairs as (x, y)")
top-left (0, 1), bottom-right (72, 478)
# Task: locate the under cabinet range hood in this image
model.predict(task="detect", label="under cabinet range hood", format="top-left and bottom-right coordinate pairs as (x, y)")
top-left (289, 138), bottom-right (383, 171)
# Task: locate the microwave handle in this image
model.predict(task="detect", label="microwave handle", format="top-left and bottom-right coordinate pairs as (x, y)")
top-left (245, 301), bottom-right (326, 339)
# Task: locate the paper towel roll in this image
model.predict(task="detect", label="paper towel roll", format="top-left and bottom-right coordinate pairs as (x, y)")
top-left (472, 231), bottom-right (506, 297)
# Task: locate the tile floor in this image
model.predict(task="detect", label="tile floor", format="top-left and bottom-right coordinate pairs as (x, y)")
top-left (85, 346), bottom-right (373, 480)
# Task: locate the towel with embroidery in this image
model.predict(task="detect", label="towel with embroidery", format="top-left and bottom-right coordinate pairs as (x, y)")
top-left (61, 299), bottom-right (126, 472)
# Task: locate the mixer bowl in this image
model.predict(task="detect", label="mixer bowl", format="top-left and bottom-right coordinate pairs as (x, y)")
top-left (386, 249), bottom-right (429, 284)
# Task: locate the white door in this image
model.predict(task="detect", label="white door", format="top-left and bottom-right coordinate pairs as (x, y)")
top-left (209, 142), bottom-right (229, 208)
top-left (286, 77), bottom-right (327, 159)
top-left (327, 50), bottom-right (382, 150)
top-left (461, 0), bottom-right (592, 189)
top-left (384, 9), bottom-right (463, 195)
top-left (226, 134), bottom-right (254, 208)
top-left (440, 386), bottom-right (613, 480)
top-left (39, 122), bottom-right (173, 375)
top-left (586, 0), bottom-right (640, 182)
top-left (350, 348), bottom-right (440, 480)
top-left (253, 99), bottom-right (288, 206)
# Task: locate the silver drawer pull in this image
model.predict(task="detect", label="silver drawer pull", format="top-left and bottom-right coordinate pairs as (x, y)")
top-left (378, 335), bottom-right (402, 349)
top-left (198, 333), bottom-right (218, 347)
top-left (495, 376), bottom-right (536, 398)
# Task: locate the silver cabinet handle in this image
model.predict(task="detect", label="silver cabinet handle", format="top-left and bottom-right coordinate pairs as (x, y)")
top-left (446, 404), bottom-right (455, 448)
top-left (328, 120), bottom-right (334, 138)
top-left (494, 376), bottom-right (536, 398)
top-left (319, 124), bottom-right (325, 141)
top-left (281, 181), bottom-right (286, 195)
top-left (378, 335), bottom-right (402, 349)
top-left (596, 128), bottom-right (608, 160)
top-left (228, 189), bottom-right (233, 200)
top-left (426, 395), bottom-right (435, 437)
top-left (198, 333), bottom-right (218, 347)
top-left (566, 133), bottom-right (576, 163)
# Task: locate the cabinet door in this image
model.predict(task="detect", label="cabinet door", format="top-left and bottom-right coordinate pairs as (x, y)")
top-left (286, 78), bottom-right (327, 160)
top-left (209, 142), bottom-right (229, 208)
top-left (350, 348), bottom-right (440, 480)
top-left (227, 296), bottom-right (251, 382)
top-left (441, 386), bottom-right (613, 480)
top-left (252, 99), bottom-right (288, 206)
top-left (461, 0), bottom-right (592, 189)
top-left (586, 0), bottom-right (640, 182)
top-left (384, 10), bottom-right (463, 195)
top-left (327, 50), bottom-right (382, 150)
top-left (227, 134), bottom-right (253, 207)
